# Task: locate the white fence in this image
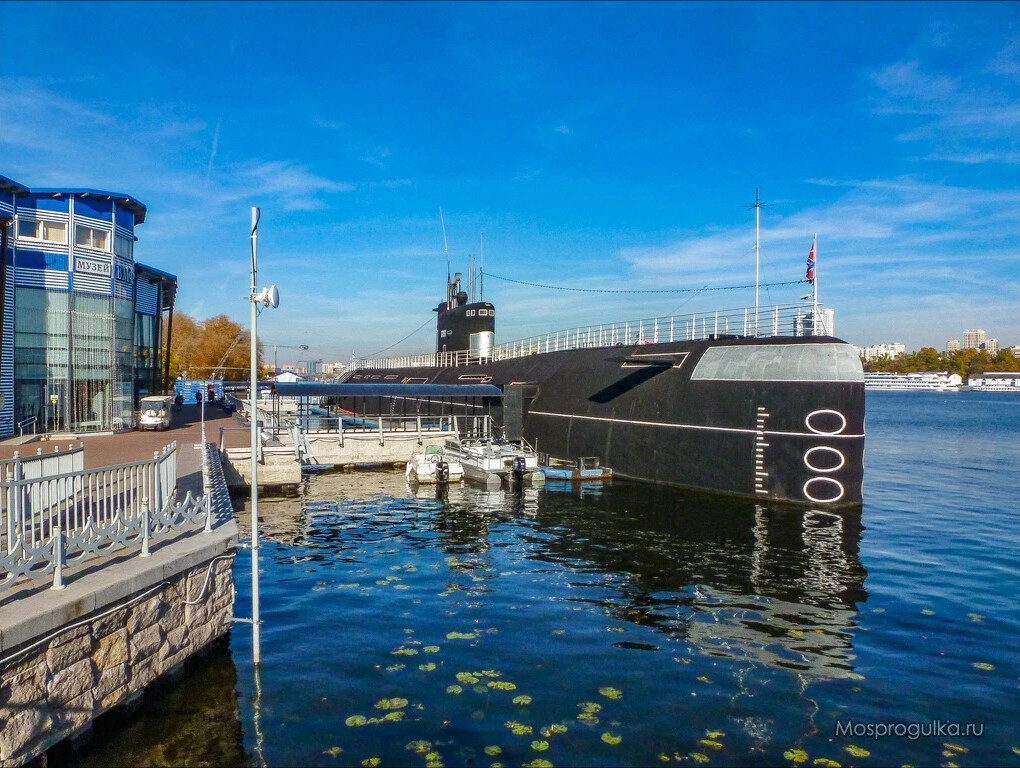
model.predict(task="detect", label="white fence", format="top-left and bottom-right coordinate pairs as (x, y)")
top-left (1, 442), bottom-right (213, 593)
top-left (352, 302), bottom-right (828, 371)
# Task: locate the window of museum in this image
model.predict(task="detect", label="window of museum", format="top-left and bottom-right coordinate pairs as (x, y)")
top-left (114, 233), bottom-right (133, 259)
top-left (75, 225), bottom-right (110, 251)
top-left (17, 219), bottom-right (67, 243)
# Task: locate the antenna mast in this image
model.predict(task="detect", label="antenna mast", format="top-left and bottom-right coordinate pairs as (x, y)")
top-left (479, 231), bottom-right (484, 301)
top-left (440, 208), bottom-right (450, 284)
top-left (746, 189), bottom-right (771, 337)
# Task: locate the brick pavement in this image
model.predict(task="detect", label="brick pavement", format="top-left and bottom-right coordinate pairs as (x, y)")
top-left (0, 404), bottom-right (248, 496)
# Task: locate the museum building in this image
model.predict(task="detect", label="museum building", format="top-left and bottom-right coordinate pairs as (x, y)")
top-left (0, 173), bottom-right (177, 437)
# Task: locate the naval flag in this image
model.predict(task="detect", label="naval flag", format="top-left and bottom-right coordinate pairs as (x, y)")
top-left (806, 238), bottom-right (816, 283)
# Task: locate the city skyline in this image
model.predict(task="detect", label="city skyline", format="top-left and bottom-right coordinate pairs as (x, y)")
top-left (2, 2), bottom-right (1017, 357)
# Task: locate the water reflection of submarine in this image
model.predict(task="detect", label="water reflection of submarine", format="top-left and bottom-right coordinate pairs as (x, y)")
top-left (524, 493), bottom-right (867, 681)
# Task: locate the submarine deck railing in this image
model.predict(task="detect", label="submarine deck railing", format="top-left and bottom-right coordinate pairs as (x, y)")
top-left (351, 301), bottom-right (829, 371)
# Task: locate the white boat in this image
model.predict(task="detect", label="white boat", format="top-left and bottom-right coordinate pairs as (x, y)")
top-left (863, 371), bottom-right (962, 392)
top-left (406, 445), bottom-right (464, 485)
top-left (967, 372), bottom-right (1020, 391)
top-left (443, 436), bottom-right (545, 489)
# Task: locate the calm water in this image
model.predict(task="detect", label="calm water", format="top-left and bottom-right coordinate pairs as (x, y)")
top-left (67, 392), bottom-right (1020, 767)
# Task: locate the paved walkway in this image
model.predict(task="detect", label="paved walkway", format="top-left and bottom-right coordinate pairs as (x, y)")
top-left (0, 404), bottom-right (246, 495)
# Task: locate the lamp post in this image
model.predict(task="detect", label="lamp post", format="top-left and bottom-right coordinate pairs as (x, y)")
top-left (248, 207), bottom-right (280, 667)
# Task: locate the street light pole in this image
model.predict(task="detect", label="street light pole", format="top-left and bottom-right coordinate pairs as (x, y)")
top-left (249, 206), bottom-right (262, 666)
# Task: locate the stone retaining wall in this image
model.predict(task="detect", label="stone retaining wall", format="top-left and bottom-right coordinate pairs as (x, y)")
top-left (0, 554), bottom-right (234, 767)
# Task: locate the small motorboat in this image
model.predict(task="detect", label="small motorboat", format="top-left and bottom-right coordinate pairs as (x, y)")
top-left (444, 436), bottom-right (545, 490)
top-left (406, 444), bottom-right (464, 485)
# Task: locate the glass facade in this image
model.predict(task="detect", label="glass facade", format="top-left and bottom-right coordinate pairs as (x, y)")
top-left (134, 312), bottom-right (159, 399)
top-left (14, 287), bottom-right (138, 432)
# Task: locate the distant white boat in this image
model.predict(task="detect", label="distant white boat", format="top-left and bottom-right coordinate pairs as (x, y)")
top-left (967, 372), bottom-right (1020, 392)
top-left (863, 371), bottom-right (962, 392)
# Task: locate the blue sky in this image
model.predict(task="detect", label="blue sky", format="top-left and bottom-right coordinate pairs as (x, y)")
top-left (3, 1), bottom-right (1017, 362)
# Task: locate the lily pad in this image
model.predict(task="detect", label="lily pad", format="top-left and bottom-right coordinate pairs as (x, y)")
top-left (345, 715), bottom-right (368, 727)
top-left (506, 720), bottom-right (533, 736)
top-left (484, 746), bottom-right (502, 756)
top-left (361, 758), bottom-right (380, 767)
top-left (446, 684), bottom-right (463, 695)
top-left (532, 740), bottom-right (550, 751)
top-left (812, 759), bottom-right (841, 767)
top-left (700, 740), bottom-right (723, 750)
top-left (424, 645), bottom-right (441, 653)
top-left (406, 740), bottom-right (432, 754)
top-left (488, 680), bottom-right (517, 691)
top-left (598, 686), bottom-right (622, 700)
top-left (541, 724), bottom-right (568, 736)
top-left (844, 745), bottom-right (870, 758)
top-left (705, 731), bottom-right (725, 739)
top-left (972, 662), bottom-right (995, 671)
top-left (446, 631), bottom-right (479, 640)
top-left (323, 746), bottom-right (343, 758)
top-left (783, 749), bottom-right (808, 764)
top-left (513, 695), bottom-right (533, 705)
top-left (419, 662), bottom-right (437, 672)
top-left (374, 697), bottom-right (408, 710)
top-left (601, 732), bottom-right (622, 745)
top-left (689, 753), bottom-right (710, 764)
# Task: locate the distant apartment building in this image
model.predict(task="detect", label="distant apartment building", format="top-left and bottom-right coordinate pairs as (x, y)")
top-left (321, 361), bottom-right (349, 375)
top-left (794, 307), bottom-right (835, 337)
top-left (981, 338), bottom-right (998, 355)
top-left (946, 339), bottom-right (960, 353)
top-left (1010, 345), bottom-right (1020, 357)
top-left (963, 329), bottom-right (986, 349)
top-left (854, 342), bottom-right (905, 362)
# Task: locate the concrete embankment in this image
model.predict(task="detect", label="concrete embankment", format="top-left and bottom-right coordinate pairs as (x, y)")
top-left (0, 405), bottom-right (238, 767)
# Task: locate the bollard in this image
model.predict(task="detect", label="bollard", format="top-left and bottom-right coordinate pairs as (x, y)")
top-left (140, 497), bottom-right (151, 557)
top-left (153, 450), bottom-right (162, 518)
top-left (51, 526), bottom-right (65, 590)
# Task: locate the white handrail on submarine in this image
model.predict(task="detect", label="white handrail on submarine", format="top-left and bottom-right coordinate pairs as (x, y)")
top-left (352, 301), bottom-right (829, 371)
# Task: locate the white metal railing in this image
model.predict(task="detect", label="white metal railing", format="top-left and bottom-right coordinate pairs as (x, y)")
top-left (1, 444), bottom-right (85, 481)
top-left (17, 416), bottom-right (38, 443)
top-left (1, 442), bottom-right (214, 593)
top-left (353, 302), bottom-right (827, 371)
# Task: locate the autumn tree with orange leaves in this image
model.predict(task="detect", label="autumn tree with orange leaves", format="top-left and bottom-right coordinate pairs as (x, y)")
top-left (162, 312), bottom-right (266, 381)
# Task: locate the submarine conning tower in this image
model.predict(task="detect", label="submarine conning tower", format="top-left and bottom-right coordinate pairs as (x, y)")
top-left (435, 271), bottom-right (496, 358)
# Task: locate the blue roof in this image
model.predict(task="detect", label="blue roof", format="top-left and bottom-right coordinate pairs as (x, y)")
top-left (0, 174), bottom-right (30, 195)
top-left (1, 174), bottom-right (147, 223)
top-left (272, 382), bottom-right (504, 398)
top-left (31, 187), bottom-right (147, 225)
top-left (135, 262), bottom-right (177, 282)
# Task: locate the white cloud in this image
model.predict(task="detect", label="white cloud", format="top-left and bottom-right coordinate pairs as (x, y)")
top-left (867, 51), bottom-right (1020, 165)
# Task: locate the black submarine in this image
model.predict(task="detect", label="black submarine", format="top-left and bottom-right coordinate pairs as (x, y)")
top-left (342, 270), bottom-right (865, 509)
